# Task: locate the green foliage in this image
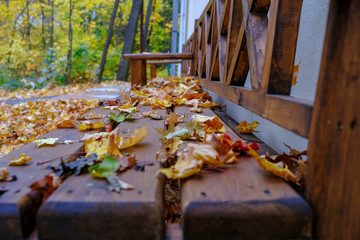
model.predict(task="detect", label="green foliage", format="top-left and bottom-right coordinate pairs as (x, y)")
top-left (0, 0), bottom-right (174, 89)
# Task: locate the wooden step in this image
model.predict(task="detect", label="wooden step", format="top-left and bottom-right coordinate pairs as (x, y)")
top-left (0, 106), bottom-right (108, 239)
top-left (174, 106), bottom-right (313, 240)
top-left (37, 106), bottom-right (166, 240)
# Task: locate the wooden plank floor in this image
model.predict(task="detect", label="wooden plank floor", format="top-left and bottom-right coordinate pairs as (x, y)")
top-left (175, 106), bottom-right (313, 240)
top-left (0, 106), bottom-right (109, 239)
top-left (37, 106), bottom-right (166, 240)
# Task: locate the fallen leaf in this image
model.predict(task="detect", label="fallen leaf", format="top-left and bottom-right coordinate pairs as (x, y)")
top-left (165, 137), bottom-right (184, 154)
top-left (192, 114), bottom-right (226, 134)
top-left (29, 174), bottom-right (61, 201)
top-left (236, 120), bottom-right (259, 133)
top-left (118, 125), bottom-right (149, 150)
top-left (57, 120), bottom-right (76, 128)
top-left (48, 154), bottom-right (98, 176)
top-left (9, 153), bottom-right (32, 166)
top-left (292, 62), bottom-right (300, 86)
top-left (189, 143), bottom-right (223, 167)
top-left (117, 153), bottom-right (137, 172)
top-left (149, 113), bottom-right (164, 120)
top-left (33, 138), bottom-right (59, 147)
top-left (106, 176), bottom-right (134, 192)
top-left (78, 121), bottom-right (105, 130)
top-left (247, 147), bottom-right (299, 185)
top-left (84, 134), bottom-right (110, 159)
top-left (0, 167), bottom-right (9, 180)
top-left (78, 113), bottom-right (104, 120)
top-left (190, 107), bottom-right (203, 113)
top-left (88, 155), bottom-right (120, 178)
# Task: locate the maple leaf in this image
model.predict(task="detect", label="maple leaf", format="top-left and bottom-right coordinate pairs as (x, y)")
top-left (78, 121), bottom-right (105, 131)
top-left (33, 138), bottom-right (59, 147)
top-left (117, 125), bottom-right (149, 150)
top-left (117, 153), bottom-right (137, 172)
top-left (29, 174), bottom-right (61, 201)
top-left (198, 100), bottom-right (218, 108)
top-left (189, 143), bottom-right (223, 167)
top-left (9, 153), bottom-right (32, 166)
top-left (165, 137), bottom-right (184, 154)
top-left (192, 114), bottom-right (226, 134)
top-left (57, 120), bottom-right (76, 128)
top-left (108, 112), bottom-right (128, 123)
top-left (247, 147), bottom-right (299, 185)
top-left (88, 155), bottom-right (120, 178)
top-left (236, 120), bottom-right (259, 133)
top-left (48, 154), bottom-right (98, 176)
top-left (165, 112), bottom-right (180, 128)
top-left (158, 148), bottom-right (203, 179)
top-left (84, 133), bottom-right (110, 159)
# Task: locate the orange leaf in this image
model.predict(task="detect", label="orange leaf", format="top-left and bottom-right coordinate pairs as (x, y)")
top-left (292, 61), bottom-right (300, 86)
top-left (236, 120), bottom-right (259, 133)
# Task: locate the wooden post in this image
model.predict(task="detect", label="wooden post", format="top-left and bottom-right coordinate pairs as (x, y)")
top-left (150, 64), bottom-right (156, 79)
top-left (130, 60), bottom-right (146, 86)
top-left (307, 0), bottom-right (360, 239)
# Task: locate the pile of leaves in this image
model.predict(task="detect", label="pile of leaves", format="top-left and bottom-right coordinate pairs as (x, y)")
top-left (0, 81), bottom-right (127, 100)
top-left (0, 99), bottom-right (100, 157)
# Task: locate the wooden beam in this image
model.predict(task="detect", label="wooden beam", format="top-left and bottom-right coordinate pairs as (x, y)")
top-left (307, 0), bottom-right (360, 239)
top-left (242, 0), bottom-right (268, 91)
top-left (249, 0), bottom-right (270, 13)
top-left (215, 0), bottom-right (227, 83)
top-left (147, 60), bottom-right (182, 64)
top-left (261, 0), bottom-right (303, 95)
top-left (207, 5), bottom-right (214, 44)
top-left (150, 64), bottom-right (156, 79)
top-left (123, 53), bottom-right (193, 60)
top-left (204, 12), bottom-right (212, 79)
top-left (225, 0), bottom-right (248, 86)
top-left (199, 78), bottom-right (312, 137)
top-left (220, 0), bottom-right (231, 34)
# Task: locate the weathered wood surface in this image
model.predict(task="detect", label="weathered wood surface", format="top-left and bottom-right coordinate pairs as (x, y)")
top-left (307, 0), bottom-right (360, 239)
top-left (37, 106), bottom-right (166, 240)
top-left (0, 106), bottom-right (108, 240)
top-left (129, 59), bottom-right (146, 86)
top-left (123, 53), bottom-right (193, 60)
top-left (261, 0), bottom-right (302, 95)
top-left (200, 79), bottom-right (313, 138)
top-left (174, 106), bottom-right (312, 240)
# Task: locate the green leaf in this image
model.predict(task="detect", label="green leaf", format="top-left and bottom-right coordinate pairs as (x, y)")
top-left (88, 155), bottom-right (120, 178)
top-left (108, 112), bottom-right (133, 123)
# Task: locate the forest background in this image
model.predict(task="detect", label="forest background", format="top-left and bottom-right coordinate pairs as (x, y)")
top-left (0, 0), bottom-right (175, 90)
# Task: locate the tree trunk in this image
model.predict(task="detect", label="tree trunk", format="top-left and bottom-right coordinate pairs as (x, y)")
top-left (115, 4), bottom-right (123, 48)
top-left (96, 0), bottom-right (120, 83)
top-left (26, 1), bottom-right (31, 50)
top-left (116, 0), bottom-right (143, 81)
top-left (143, 0), bottom-right (153, 51)
top-left (39, 0), bottom-right (46, 51)
top-left (66, 0), bottom-right (73, 84)
top-left (49, 0), bottom-right (54, 48)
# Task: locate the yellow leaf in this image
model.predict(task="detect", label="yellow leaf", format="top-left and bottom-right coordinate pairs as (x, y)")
top-left (198, 101), bottom-right (218, 108)
top-left (84, 135), bottom-right (110, 159)
top-left (292, 62), bottom-right (300, 86)
top-left (0, 167), bottom-right (9, 180)
top-left (190, 143), bottom-right (223, 167)
top-left (236, 120), bottom-right (259, 133)
top-left (9, 153), bottom-right (32, 166)
top-left (118, 125), bottom-right (149, 150)
top-left (158, 150), bottom-right (203, 179)
top-left (33, 138), bottom-right (59, 147)
top-left (247, 147), bottom-right (298, 184)
top-left (165, 137), bottom-right (183, 154)
top-left (78, 121), bottom-right (105, 130)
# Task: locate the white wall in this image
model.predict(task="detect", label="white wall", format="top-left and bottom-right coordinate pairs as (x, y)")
top-left (184, 0), bottom-right (331, 154)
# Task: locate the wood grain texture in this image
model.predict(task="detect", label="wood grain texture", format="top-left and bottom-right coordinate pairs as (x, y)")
top-left (307, 0), bottom-right (360, 239)
top-left (147, 60), bottom-right (182, 64)
top-left (199, 79), bottom-right (313, 137)
top-left (37, 106), bottom-right (166, 240)
top-left (150, 64), bottom-right (157, 79)
top-left (130, 59), bottom-right (146, 86)
top-left (261, 0), bottom-right (303, 95)
top-left (215, 0), bottom-right (227, 83)
top-left (241, 0), bottom-right (268, 91)
top-left (174, 106), bottom-right (312, 240)
top-left (0, 107), bottom-right (108, 240)
top-left (225, 1), bottom-right (249, 86)
top-left (123, 53), bottom-right (194, 60)
top-left (220, 0), bottom-right (230, 35)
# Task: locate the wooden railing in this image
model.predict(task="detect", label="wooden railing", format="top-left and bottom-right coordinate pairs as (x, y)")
top-left (182, 0), bottom-right (311, 138)
top-left (183, 0), bottom-right (360, 239)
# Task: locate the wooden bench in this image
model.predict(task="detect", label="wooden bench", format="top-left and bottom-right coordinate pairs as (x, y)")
top-left (0, 0), bottom-right (358, 239)
top-left (123, 53), bottom-right (193, 86)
